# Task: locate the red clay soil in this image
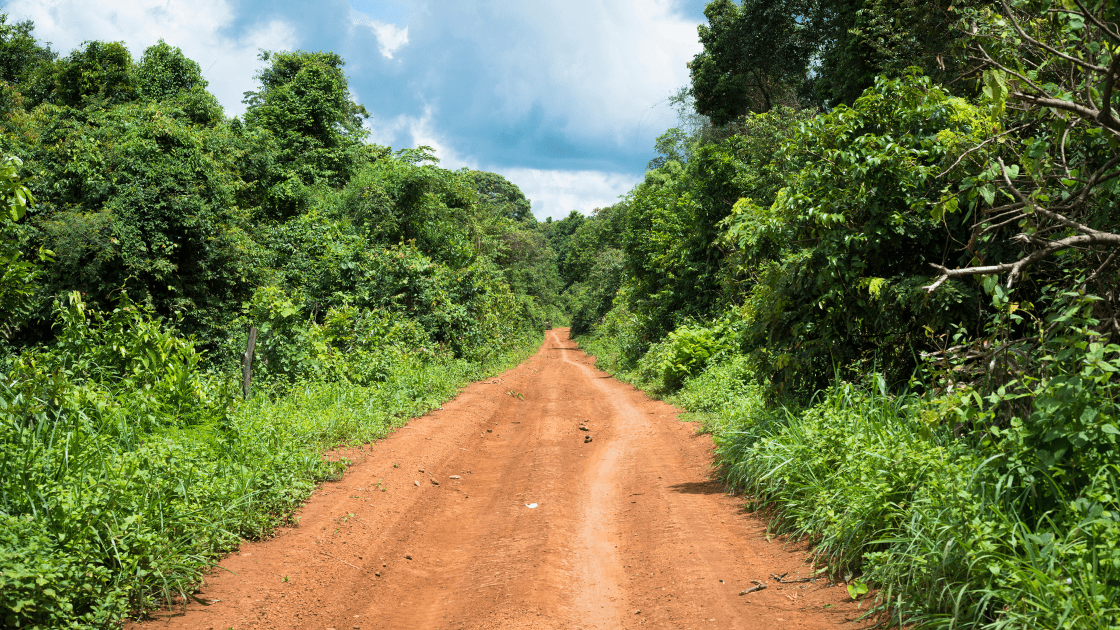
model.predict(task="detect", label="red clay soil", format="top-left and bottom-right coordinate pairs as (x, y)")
top-left (133, 329), bottom-right (869, 630)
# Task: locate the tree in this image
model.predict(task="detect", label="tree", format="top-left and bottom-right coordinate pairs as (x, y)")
top-left (27, 98), bottom-right (261, 345)
top-left (541, 210), bottom-right (587, 285)
top-left (54, 40), bottom-right (136, 107)
top-left (925, 0), bottom-right (1120, 339)
top-left (720, 76), bottom-right (984, 393)
top-left (689, 0), bottom-right (813, 124)
top-left (0, 13), bottom-right (55, 89)
top-left (0, 156), bottom-right (48, 339)
top-left (135, 39), bottom-right (208, 100)
top-left (242, 50), bottom-right (371, 216)
top-left (467, 170), bottom-right (533, 222)
top-left (647, 127), bottom-right (691, 170)
top-left (688, 0), bottom-right (970, 122)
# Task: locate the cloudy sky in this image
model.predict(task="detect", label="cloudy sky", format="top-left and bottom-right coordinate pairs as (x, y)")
top-left (3, 0), bottom-right (707, 220)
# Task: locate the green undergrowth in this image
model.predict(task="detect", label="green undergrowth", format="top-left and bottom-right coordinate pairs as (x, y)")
top-left (0, 296), bottom-right (540, 629)
top-left (577, 320), bottom-right (1120, 629)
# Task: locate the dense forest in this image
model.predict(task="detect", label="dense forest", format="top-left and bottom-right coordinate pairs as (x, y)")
top-left (570, 0), bottom-right (1120, 628)
top-left (3, 0), bottom-right (1120, 627)
top-left (0, 13), bottom-right (606, 627)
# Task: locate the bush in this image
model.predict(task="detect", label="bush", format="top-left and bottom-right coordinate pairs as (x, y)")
top-left (705, 321), bottom-right (1120, 629)
top-left (0, 290), bottom-right (541, 628)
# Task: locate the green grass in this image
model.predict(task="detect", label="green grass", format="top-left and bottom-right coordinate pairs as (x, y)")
top-left (0, 332), bottom-right (541, 628)
top-left (578, 319), bottom-right (1120, 629)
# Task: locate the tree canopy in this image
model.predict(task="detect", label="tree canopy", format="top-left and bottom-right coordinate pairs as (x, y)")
top-left (689, 0), bottom-right (971, 121)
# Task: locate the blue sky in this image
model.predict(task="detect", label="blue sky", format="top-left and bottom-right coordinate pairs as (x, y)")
top-left (4, 0), bottom-right (707, 220)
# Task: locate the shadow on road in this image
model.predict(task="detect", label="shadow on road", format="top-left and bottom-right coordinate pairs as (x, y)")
top-left (668, 481), bottom-right (727, 496)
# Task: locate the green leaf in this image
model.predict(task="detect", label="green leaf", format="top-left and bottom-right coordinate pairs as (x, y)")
top-left (980, 184), bottom-right (996, 206)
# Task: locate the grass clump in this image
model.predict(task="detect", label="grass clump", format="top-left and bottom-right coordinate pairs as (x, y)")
top-left (578, 305), bottom-right (1120, 629)
top-left (0, 294), bottom-right (540, 628)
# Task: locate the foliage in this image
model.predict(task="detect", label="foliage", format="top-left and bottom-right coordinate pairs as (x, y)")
top-left (657, 322), bottom-right (737, 391)
top-left (604, 303), bottom-right (1120, 628)
top-left (688, 0), bottom-right (971, 120)
top-left (0, 156), bottom-right (47, 340)
top-left (647, 127), bottom-right (691, 170)
top-left (0, 22), bottom-right (558, 629)
top-left (134, 40), bottom-right (215, 106)
top-left (617, 106), bottom-right (813, 353)
top-left (53, 41), bottom-right (137, 108)
top-left (923, 0), bottom-right (1120, 348)
top-left (328, 157), bottom-right (477, 266)
top-left (241, 50), bottom-right (371, 217)
top-left (0, 289), bottom-right (540, 628)
top-left (721, 74), bottom-right (988, 395)
top-left (580, 2), bottom-right (1120, 628)
top-left (0, 13), bottom-right (55, 91)
top-left (689, 0), bottom-right (813, 122)
top-left (468, 170), bottom-right (533, 222)
top-left (22, 292), bottom-right (219, 426)
top-left (22, 95), bottom-right (260, 347)
top-left (566, 247), bottom-right (625, 335)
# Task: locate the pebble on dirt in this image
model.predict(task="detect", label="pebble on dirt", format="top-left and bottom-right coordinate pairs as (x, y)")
top-left (413, 480), bottom-right (420, 486)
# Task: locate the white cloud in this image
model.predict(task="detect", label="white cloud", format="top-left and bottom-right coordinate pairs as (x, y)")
top-left (364, 105), bottom-right (477, 169)
top-left (3, 0), bottom-right (297, 117)
top-left (350, 10), bottom-right (408, 59)
top-left (356, 0), bottom-right (699, 220)
top-left (431, 0), bottom-right (702, 149)
top-left (498, 167), bottom-right (640, 222)
top-left (363, 108), bottom-right (638, 221)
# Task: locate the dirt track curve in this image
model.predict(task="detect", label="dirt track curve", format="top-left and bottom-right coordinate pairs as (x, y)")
top-left (137, 329), bottom-right (868, 630)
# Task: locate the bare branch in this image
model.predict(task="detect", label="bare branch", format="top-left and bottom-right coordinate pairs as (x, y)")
top-left (982, 201), bottom-right (1029, 216)
top-left (924, 232), bottom-right (1120, 292)
top-left (1001, 0), bottom-right (1108, 73)
top-left (1097, 51), bottom-right (1120, 127)
top-left (1059, 118), bottom-right (1079, 176)
top-left (1084, 250), bottom-right (1119, 285)
top-left (976, 44), bottom-right (1052, 95)
top-left (1012, 92), bottom-right (1103, 122)
top-left (1073, 153), bottom-right (1120, 206)
top-left (1073, 0), bottom-right (1120, 42)
top-left (980, 211), bottom-right (1030, 236)
top-left (996, 158), bottom-right (1033, 206)
top-left (999, 156), bottom-right (1117, 236)
top-left (1031, 205), bottom-right (1107, 236)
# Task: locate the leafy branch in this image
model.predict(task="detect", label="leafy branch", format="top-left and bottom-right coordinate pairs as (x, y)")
top-left (925, 0), bottom-right (1120, 299)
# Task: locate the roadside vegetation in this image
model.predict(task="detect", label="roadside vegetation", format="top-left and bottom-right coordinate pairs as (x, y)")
top-left (4, 1), bottom-right (1120, 628)
top-left (575, 1), bottom-right (1120, 627)
top-left (0, 17), bottom-right (557, 628)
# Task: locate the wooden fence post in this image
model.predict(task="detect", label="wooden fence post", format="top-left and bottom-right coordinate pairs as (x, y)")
top-left (242, 326), bottom-right (258, 401)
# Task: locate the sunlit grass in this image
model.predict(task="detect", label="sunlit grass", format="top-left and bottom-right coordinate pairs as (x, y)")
top-left (0, 333), bottom-right (541, 628)
top-left (578, 316), bottom-right (1120, 629)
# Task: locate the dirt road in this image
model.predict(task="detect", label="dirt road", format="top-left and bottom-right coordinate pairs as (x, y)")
top-left (140, 329), bottom-right (866, 629)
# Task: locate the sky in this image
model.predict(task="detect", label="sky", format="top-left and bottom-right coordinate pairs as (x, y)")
top-left (3, 0), bottom-right (708, 220)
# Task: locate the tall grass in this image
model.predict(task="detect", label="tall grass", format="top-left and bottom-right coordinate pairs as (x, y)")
top-left (578, 318), bottom-right (1120, 629)
top-left (682, 371), bottom-right (1120, 629)
top-left (0, 323), bottom-right (540, 628)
